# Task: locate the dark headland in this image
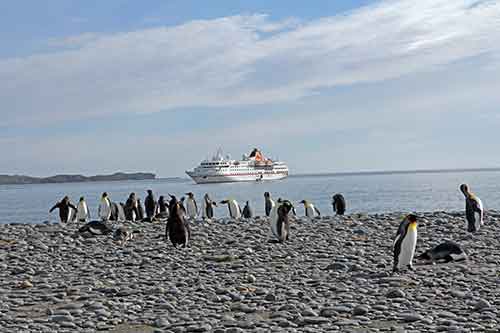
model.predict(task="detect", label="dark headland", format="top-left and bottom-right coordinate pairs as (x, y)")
top-left (0, 172), bottom-right (156, 185)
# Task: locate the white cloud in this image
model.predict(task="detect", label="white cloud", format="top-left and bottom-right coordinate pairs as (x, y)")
top-left (1, 0), bottom-right (499, 126)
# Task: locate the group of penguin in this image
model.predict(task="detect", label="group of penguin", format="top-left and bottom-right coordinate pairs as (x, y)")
top-left (392, 183), bottom-right (482, 274)
top-left (49, 190), bottom-right (171, 225)
top-left (49, 191), bottom-right (347, 224)
top-left (164, 192), bottom-right (346, 247)
top-left (49, 183), bottom-right (483, 274)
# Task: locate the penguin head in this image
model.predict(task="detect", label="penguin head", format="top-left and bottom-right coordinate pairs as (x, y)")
top-left (299, 199), bottom-right (307, 205)
top-left (459, 183), bottom-right (470, 196)
top-left (102, 192), bottom-right (108, 198)
top-left (406, 213), bottom-right (418, 230)
top-left (264, 192), bottom-right (270, 198)
top-left (159, 195), bottom-right (164, 201)
top-left (220, 200), bottom-right (229, 205)
top-left (416, 250), bottom-right (432, 261)
top-left (279, 200), bottom-right (295, 214)
top-left (79, 196), bottom-right (84, 202)
top-left (129, 192), bottom-right (136, 199)
top-left (185, 192), bottom-right (194, 198)
top-left (63, 196), bottom-right (69, 203)
top-left (147, 189), bottom-right (153, 195)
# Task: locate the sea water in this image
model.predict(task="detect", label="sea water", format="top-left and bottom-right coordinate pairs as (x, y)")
top-left (1, 171), bottom-right (500, 224)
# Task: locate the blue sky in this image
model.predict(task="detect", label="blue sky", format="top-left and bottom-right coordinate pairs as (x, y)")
top-left (1, 0), bottom-right (500, 177)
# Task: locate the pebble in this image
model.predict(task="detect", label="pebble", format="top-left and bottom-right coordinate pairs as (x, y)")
top-left (0, 211), bottom-right (499, 332)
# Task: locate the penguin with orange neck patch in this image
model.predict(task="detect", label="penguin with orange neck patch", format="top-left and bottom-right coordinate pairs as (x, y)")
top-left (393, 214), bottom-right (418, 273)
top-left (460, 184), bottom-right (483, 232)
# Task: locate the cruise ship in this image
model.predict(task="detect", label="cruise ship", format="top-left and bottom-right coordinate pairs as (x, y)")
top-left (186, 148), bottom-right (289, 184)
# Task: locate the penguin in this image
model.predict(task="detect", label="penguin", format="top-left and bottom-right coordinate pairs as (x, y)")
top-left (117, 203), bottom-right (126, 221)
top-left (332, 193), bottom-right (346, 215)
top-left (113, 226), bottom-right (134, 245)
top-left (136, 198), bottom-right (145, 221)
top-left (184, 192), bottom-right (198, 220)
top-left (220, 199), bottom-right (241, 219)
top-left (299, 200), bottom-right (321, 218)
top-left (416, 241), bottom-right (467, 264)
top-left (269, 199), bottom-right (294, 242)
top-left (459, 184), bottom-right (484, 232)
top-left (109, 202), bottom-right (120, 221)
top-left (264, 192), bottom-right (275, 217)
top-left (242, 201), bottom-right (253, 219)
top-left (157, 196), bottom-right (169, 218)
top-left (124, 193), bottom-right (138, 221)
top-left (144, 189), bottom-right (157, 220)
top-left (49, 196), bottom-right (78, 223)
top-left (98, 192), bottom-right (112, 221)
top-left (393, 214), bottom-right (418, 273)
top-left (75, 197), bottom-right (90, 223)
top-left (165, 195), bottom-right (191, 247)
top-left (78, 220), bottom-right (113, 236)
top-left (202, 193), bottom-right (216, 220)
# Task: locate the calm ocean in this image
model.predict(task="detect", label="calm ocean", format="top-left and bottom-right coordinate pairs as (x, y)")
top-left (1, 170), bottom-right (500, 224)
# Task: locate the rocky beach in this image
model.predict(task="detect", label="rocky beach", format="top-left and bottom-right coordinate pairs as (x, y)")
top-left (0, 211), bottom-right (499, 333)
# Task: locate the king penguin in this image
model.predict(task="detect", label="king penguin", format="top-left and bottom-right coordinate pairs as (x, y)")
top-left (136, 198), bottom-right (145, 221)
top-left (332, 193), bottom-right (346, 215)
top-left (117, 202), bottom-right (126, 222)
top-left (157, 196), bottom-right (169, 218)
top-left (393, 214), bottom-right (418, 273)
top-left (459, 184), bottom-right (484, 232)
top-left (184, 192), bottom-right (198, 220)
top-left (144, 189), bottom-right (157, 220)
top-left (269, 199), bottom-right (294, 242)
top-left (220, 199), bottom-right (241, 219)
top-left (264, 192), bottom-right (275, 217)
top-left (299, 200), bottom-right (321, 218)
top-left (98, 192), bottom-right (112, 221)
top-left (75, 197), bottom-right (90, 223)
top-left (202, 193), bottom-right (216, 220)
top-left (242, 201), bottom-right (253, 219)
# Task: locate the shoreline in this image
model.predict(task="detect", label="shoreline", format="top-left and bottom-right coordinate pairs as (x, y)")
top-left (0, 211), bottom-right (499, 332)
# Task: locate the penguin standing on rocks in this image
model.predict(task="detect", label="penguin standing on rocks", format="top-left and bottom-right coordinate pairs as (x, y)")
top-left (264, 192), bottom-right (275, 217)
top-left (166, 195), bottom-right (190, 247)
top-left (124, 193), bottom-right (138, 221)
top-left (332, 193), bottom-right (346, 215)
top-left (417, 241), bottom-right (467, 264)
top-left (136, 198), bottom-right (145, 221)
top-left (242, 201), bottom-right (253, 219)
top-left (220, 199), bottom-right (242, 219)
top-left (49, 196), bottom-right (78, 223)
top-left (393, 214), bottom-right (418, 273)
top-left (157, 196), bottom-right (169, 218)
top-left (144, 190), bottom-right (157, 221)
top-left (459, 184), bottom-right (484, 232)
top-left (299, 200), bottom-right (321, 218)
top-left (202, 193), bottom-right (216, 220)
top-left (75, 197), bottom-right (90, 223)
top-left (117, 203), bottom-right (126, 221)
top-left (270, 199), bottom-right (294, 242)
top-left (98, 192), bottom-right (112, 221)
top-left (184, 192), bottom-right (198, 220)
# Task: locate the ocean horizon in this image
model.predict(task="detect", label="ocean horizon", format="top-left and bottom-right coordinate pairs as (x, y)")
top-left (2, 169), bottom-right (500, 225)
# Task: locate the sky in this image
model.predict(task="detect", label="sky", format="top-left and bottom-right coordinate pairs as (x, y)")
top-left (1, 0), bottom-right (500, 177)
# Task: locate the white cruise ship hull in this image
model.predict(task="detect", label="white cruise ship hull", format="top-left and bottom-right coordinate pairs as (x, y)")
top-left (186, 171), bottom-right (287, 184)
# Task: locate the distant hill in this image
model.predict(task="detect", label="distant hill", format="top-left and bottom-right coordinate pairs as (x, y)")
top-left (0, 172), bottom-right (156, 185)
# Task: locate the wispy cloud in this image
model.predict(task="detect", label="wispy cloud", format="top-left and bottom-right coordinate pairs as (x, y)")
top-left (1, 0), bottom-right (500, 127)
